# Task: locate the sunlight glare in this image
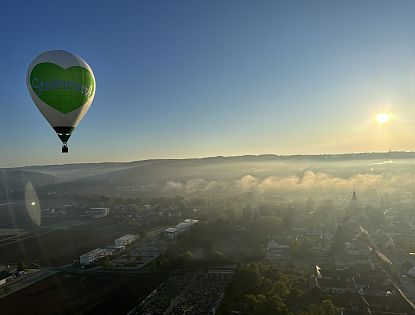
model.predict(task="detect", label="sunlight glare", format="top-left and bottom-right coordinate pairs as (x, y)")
top-left (376, 113), bottom-right (390, 125)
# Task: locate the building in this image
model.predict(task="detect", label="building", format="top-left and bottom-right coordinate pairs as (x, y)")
top-left (266, 239), bottom-right (290, 261)
top-left (315, 278), bottom-right (355, 294)
top-left (164, 219), bottom-right (199, 240)
top-left (107, 245), bottom-right (125, 251)
top-left (345, 189), bottom-right (359, 217)
top-left (164, 227), bottom-right (179, 240)
top-left (86, 208), bottom-right (110, 218)
top-left (313, 266), bottom-right (355, 294)
top-left (103, 247), bottom-right (119, 256)
top-left (175, 222), bottom-right (193, 232)
top-left (174, 219), bottom-right (199, 233)
top-left (80, 248), bottom-right (110, 265)
top-left (352, 189), bottom-right (357, 201)
top-left (115, 234), bottom-right (136, 247)
top-left (315, 265), bottom-right (354, 281)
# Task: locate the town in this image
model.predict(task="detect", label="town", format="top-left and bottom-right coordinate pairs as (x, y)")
top-left (1, 185), bottom-right (415, 314)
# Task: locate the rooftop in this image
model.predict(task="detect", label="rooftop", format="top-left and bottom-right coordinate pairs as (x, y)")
top-left (116, 234), bottom-right (136, 241)
top-left (316, 278), bottom-right (354, 289)
top-left (81, 248), bottom-right (106, 257)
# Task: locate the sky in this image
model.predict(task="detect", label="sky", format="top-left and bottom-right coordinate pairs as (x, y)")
top-left (1, 0), bottom-right (415, 167)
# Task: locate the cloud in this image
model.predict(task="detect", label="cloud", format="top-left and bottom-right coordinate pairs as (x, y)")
top-left (160, 170), bottom-right (414, 199)
top-left (163, 178), bottom-right (229, 195)
top-left (229, 171), bottom-right (386, 194)
top-left (370, 160), bottom-right (393, 165)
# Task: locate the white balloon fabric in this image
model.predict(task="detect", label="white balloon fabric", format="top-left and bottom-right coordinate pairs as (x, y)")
top-left (26, 50), bottom-right (96, 152)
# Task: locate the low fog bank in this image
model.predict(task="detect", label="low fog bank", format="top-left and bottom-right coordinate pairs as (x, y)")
top-left (3, 157), bottom-right (415, 207)
top-left (150, 159), bottom-right (415, 206)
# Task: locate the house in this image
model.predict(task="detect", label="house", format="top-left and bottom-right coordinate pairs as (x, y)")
top-left (315, 278), bottom-right (355, 294)
top-left (358, 283), bottom-right (394, 296)
top-left (313, 266), bottom-right (355, 294)
top-left (354, 270), bottom-right (391, 289)
top-left (315, 265), bottom-right (354, 281)
top-left (266, 240), bottom-right (290, 261)
top-left (362, 294), bottom-right (414, 313)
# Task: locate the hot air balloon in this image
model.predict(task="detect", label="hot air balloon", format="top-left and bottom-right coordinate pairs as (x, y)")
top-left (26, 50), bottom-right (96, 153)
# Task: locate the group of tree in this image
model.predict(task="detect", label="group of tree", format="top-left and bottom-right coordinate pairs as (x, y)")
top-left (16, 260), bottom-right (27, 272)
top-left (217, 262), bottom-right (337, 315)
top-left (155, 218), bottom-right (233, 270)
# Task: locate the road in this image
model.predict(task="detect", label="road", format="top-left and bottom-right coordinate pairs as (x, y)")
top-left (0, 230), bottom-right (55, 248)
top-left (0, 201), bottom-right (20, 207)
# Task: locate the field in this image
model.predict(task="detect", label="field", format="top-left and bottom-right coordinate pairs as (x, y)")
top-left (0, 272), bottom-right (166, 315)
top-left (0, 201), bottom-right (88, 229)
top-left (0, 201), bottom-right (33, 229)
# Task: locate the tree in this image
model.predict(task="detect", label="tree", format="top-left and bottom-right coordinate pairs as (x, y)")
top-left (320, 300), bottom-right (336, 315)
top-left (172, 251), bottom-right (194, 268)
top-left (16, 260), bottom-right (27, 272)
top-left (291, 237), bottom-right (312, 257)
top-left (286, 288), bottom-right (303, 308)
top-left (138, 230), bottom-right (147, 239)
top-left (217, 263), bottom-right (307, 315)
top-left (365, 206), bottom-right (385, 228)
top-left (99, 256), bottom-right (110, 268)
top-left (241, 206), bottom-right (255, 226)
top-left (251, 216), bottom-right (283, 239)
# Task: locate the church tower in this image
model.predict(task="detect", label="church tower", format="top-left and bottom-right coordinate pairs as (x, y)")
top-left (352, 189), bottom-right (357, 201)
top-left (351, 188), bottom-right (358, 213)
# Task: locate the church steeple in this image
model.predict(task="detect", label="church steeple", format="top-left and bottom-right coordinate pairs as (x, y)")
top-left (352, 189), bottom-right (357, 201)
top-left (349, 188), bottom-right (359, 215)
top-left (345, 189), bottom-right (359, 218)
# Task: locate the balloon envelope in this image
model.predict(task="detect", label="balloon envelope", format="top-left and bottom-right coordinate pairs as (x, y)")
top-left (26, 50), bottom-right (96, 145)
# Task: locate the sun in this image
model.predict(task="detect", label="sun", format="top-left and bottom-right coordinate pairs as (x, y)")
top-left (376, 112), bottom-right (390, 125)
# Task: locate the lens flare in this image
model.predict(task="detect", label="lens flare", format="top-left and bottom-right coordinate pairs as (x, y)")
top-left (25, 182), bottom-right (41, 226)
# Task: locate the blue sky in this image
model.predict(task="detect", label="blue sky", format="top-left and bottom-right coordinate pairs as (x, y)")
top-left (2, 0), bottom-right (415, 167)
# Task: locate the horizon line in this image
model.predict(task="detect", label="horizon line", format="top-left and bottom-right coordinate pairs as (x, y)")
top-left (3, 150), bottom-right (414, 169)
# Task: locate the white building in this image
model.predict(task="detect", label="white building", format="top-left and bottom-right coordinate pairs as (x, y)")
top-left (175, 222), bottom-right (193, 231)
top-left (80, 248), bottom-right (110, 265)
top-left (175, 219), bottom-right (199, 232)
top-left (107, 245), bottom-right (125, 250)
top-left (164, 219), bottom-right (199, 240)
top-left (115, 234), bottom-right (136, 247)
top-left (164, 227), bottom-right (179, 240)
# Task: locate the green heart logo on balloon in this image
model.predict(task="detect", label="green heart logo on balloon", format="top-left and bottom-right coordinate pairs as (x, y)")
top-left (30, 62), bottom-right (95, 114)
